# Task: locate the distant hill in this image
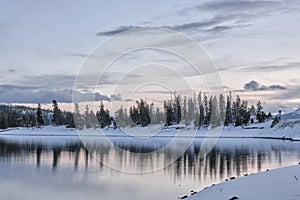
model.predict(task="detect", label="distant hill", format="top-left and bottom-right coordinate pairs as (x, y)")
top-left (281, 108), bottom-right (300, 120)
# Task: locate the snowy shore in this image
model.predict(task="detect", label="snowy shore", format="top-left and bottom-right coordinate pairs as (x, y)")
top-left (1, 119), bottom-right (300, 141)
top-left (186, 164), bottom-right (300, 200)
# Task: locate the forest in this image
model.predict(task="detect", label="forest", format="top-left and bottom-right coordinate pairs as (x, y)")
top-left (0, 92), bottom-right (274, 130)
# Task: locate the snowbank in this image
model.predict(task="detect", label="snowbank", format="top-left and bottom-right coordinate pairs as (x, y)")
top-left (186, 165), bottom-right (300, 200)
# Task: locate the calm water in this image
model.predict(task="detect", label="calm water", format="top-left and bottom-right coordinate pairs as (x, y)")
top-left (0, 136), bottom-right (300, 200)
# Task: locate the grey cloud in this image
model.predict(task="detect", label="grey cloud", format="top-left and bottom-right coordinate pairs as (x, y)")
top-left (0, 84), bottom-right (110, 104)
top-left (264, 85), bottom-right (300, 104)
top-left (96, 26), bottom-right (140, 36)
top-left (18, 72), bottom-right (144, 90)
top-left (124, 99), bottom-right (133, 102)
top-left (110, 94), bottom-right (122, 101)
top-left (96, 0), bottom-right (298, 37)
top-left (244, 80), bottom-right (286, 91)
top-left (96, 19), bottom-right (230, 36)
top-left (35, 49), bottom-right (89, 59)
top-left (20, 74), bottom-right (77, 89)
top-left (197, 0), bottom-right (281, 12)
top-left (0, 71), bottom-right (150, 103)
top-left (220, 61), bottom-right (300, 73)
top-left (269, 85), bottom-right (287, 90)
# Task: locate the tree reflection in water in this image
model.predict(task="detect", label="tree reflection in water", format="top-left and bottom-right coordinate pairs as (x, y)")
top-left (1, 138), bottom-right (300, 182)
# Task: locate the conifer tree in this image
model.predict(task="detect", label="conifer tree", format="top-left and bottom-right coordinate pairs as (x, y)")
top-left (0, 112), bottom-right (8, 129)
top-left (224, 95), bottom-right (232, 126)
top-left (96, 102), bottom-right (111, 128)
top-left (204, 94), bottom-right (209, 125)
top-left (73, 103), bottom-right (84, 129)
top-left (52, 100), bottom-right (61, 126)
top-left (36, 103), bottom-right (44, 126)
top-left (182, 96), bottom-right (187, 123)
top-left (219, 94), bottom-right (225, 125)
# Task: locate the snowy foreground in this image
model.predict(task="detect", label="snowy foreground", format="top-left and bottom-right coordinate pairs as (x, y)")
top-left (186, 165), bottom-right (300, 200)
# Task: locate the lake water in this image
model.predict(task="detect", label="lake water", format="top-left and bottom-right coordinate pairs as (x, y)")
top-left (0, 136), bottom-right (300, 200)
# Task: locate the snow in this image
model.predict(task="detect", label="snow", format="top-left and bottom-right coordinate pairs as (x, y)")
top-left (282, 108), bottom-right (300, 120)
top-left (186, 165), bottom-right (300, 200)
top-left (1, 119), bottom-right (300, 145)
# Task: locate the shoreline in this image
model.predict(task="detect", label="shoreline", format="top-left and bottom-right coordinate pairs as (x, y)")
top-left (1, 119), bottom-right (300, 142)
top-left (0, 133), bottom-right (299, 141)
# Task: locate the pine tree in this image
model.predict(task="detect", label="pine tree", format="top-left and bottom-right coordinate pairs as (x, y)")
top-left (207, 96), bottom-right (213, 124)
top-left (204, 94), bottom-right (209, 125)
top-left (187, 97), bottom-right (195, 124)
top-left (224, 95), bottom-right (232, 126)
top-left (165, 102), bottom-right (173, 126)
top-left (240, 100), bottom-right (250, 125)
top-left (115, 106), bottom-right (125, 127)
top-left (0, 112), bottom-right (8, 129)
top-left (52, 100), bottom-right (61, 126)
top-left (96, 102), bottom-right (111, 128)
top-left (89, 110), bottom-right (98, 129)
top-left (210, 96), bottom-right (220, 127)
top-left (175, 95), bottom-right (181, 124)
top-left (199, 103), bottom-right (205, 127)
top-left (182, 96), bottom-right (187, 123)
top-left (65, 112), bottom-right (75, 128)
top-left (73, 103), bottom-right (84, 129)
top-left (36, 103), bottom-right (44, 127)
top-left (256, 101), bottom-right (264, 123)
top-left (149, 103), bottom-right (154, 124)
top-left (219, 94), bottom-right (225, 125)
top-left (84, 105), bottom-right (92, 129)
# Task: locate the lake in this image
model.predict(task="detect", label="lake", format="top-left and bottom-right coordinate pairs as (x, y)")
top-left (0, 135), bottom-right (300, 200)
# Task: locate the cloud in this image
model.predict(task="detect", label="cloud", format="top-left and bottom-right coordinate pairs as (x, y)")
top-left (96, 26), bottom-right (140, 36)
top-left (195, 0), bottom-right (281, 12)
top-left (269, 85), bottom-right (287, 90)
top-left (244, 80), bottom-right (286, 91)
top-left (35, 49), bottom-right (89, 59)
top-left (96, 0), bottom-right (298, 37)
top-left (220, 61), bottom-right (300, 73)
top-left (110, 94), bottom-right (122, 101)
top-left (0, 84), bottom-right (110, 104)
top-left (96, 19), bottom-right (234, 36)
top-left (124, 99), bottom-right (133, 102)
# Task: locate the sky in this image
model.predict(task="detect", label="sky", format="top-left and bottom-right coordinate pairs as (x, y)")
top-left (0, 0), bottom-right (300, 113)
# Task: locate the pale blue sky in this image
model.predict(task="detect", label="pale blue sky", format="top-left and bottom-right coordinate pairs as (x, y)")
top-left (0, 0), bottom-right (300, 112)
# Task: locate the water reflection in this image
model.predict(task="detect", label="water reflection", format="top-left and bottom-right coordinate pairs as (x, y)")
top-left (1, 138), bottom-right (299, 180)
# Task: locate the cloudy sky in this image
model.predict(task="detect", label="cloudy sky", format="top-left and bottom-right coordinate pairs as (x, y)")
top-left (1, 0), bottom-right (300, 112)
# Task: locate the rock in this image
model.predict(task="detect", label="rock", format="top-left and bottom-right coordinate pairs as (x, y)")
top-left (229, 196), bottom-right (239, 200)
top-left (180, 195), bottom-right (188, 199)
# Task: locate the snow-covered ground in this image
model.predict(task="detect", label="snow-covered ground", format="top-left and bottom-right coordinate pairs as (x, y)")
top-left (1, 119), bottom-right (300, 144)
top-left (186, 164), bottom-right (300, 200)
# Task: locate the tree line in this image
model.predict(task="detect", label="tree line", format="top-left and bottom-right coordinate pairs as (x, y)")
top-left (0, 92), bottom-right (275, 130)
top-left (114, 92), bottom-right (273, 128)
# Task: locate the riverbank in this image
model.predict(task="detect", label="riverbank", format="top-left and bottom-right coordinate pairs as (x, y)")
top-left (186, 164), bottom-right (300, 200)
top-left (0, 119), bottom-right (300, 141)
